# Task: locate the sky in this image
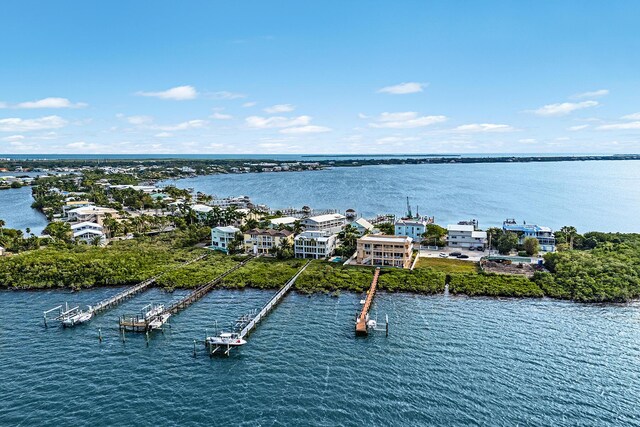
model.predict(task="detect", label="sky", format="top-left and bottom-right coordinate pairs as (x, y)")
top-left (1, 1), bottom-right (640, 155)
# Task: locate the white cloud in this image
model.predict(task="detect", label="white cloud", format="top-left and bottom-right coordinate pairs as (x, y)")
top-left (156, 119), bottom-right (207, 131)
top-left (357, 113), bottom-right (369, 119)
top-left (377, 82), bottom-right (425, 95)
top-left (10, 97), bottom-right (87, 109)
top-left (568, 124), bottom-right (589, 131)
top-left (137, 85), bottom-right (197, 100)
top-left (621, 112), bottom-right (640, 120)
top-left (375, 136), bottom-right (420, 145)
top-left (532, 101), bottom-right (598, 116)
top-left (597, 121), bottom-right (640, 130)
top-left (154, 132), bottom-right (172, 138)
top-left (211, 112), bottom-right (233, 120)
top-left (246, 115), bottom-right (311, 129)
top-left (126, 115), bottom-right (154, 125)
top-left (264, 104), bottom-right (295, 114)
top-left (369, 112), bottom-right (447, 129)
top-left (279, 125), bottom-right (331, 134)
top-left (518, 138), bottom-right (537, 144)
top-left (258, 142), bottom-right (287, 149)
top-left (453, 123), bottom-right (516, 133)
top-left (572, 89), bottom-right (609, 99)
top-left (0, 115), bottom-right (67, 132)
top-left (2, 134), bottom-right (25, 142)
top-left (242, 101), bottom-right (257, 108)
top-left (66, 141), bottom-right (100, 150)
top-left (211, 91), bottom-right (246, 100)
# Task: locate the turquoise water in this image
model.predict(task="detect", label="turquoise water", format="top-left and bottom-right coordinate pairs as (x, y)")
top-left (1, 288), bottom-right (639, 426)
top-left (164, 161), bottom-right (640, 232)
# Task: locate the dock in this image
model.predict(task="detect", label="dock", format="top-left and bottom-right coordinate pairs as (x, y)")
top-left (239, 260), bottom-right (310, 340)
top-left (205, 260), bottom-right (311, 356)
top-left (355, 267), bottom-right (380, 336)
top-left (119, 256), bottom-right (254, 333)
top-left (90, 253), bottom-right (208, 314)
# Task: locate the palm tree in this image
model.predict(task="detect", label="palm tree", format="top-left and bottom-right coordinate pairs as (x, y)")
top-left (0, 219), bottom-right (5, 238)
top-left (560, 226), bottom-right (578, 250)
top-left (90, 235), bottom-right (103, 246)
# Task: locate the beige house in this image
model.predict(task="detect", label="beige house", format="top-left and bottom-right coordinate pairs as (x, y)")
top-left (244, 228), bottom-right (294, 255)
top-left (356, 235), bottom-right (414, 269)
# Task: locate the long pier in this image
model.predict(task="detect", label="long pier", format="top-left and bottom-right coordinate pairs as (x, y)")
top-left (119, 256), bottom-right (254, 333)
top-left (90, 253), bottom-right (208, 314)
top-left (356, 267), bottom-right (380, 336)
top-left (238, 260), bottom-right (311, 340)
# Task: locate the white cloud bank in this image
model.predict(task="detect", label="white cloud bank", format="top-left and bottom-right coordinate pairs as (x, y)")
top-left (264, 104), bottom-right (295, 113)
top-left (532, 101), bottom-right (598, 116)
top-left (279, 125), bottom-right (331, 134)
top-left (572, 89), bottom-right (609, 99)
top-left (0, 115), bottom-right (67, 132)
top-left (453, 123), bottom-right (516, 133)
top-left (377, 82), bottom-right (425, 95)
top-left (0, 97), bottom-right (87, 109)
top-left (369, 112), bottom-right (447, 128)
top-left (246, 115), bottom-right (311, 129)
top-left (137, 85), bottom-right (197, 100)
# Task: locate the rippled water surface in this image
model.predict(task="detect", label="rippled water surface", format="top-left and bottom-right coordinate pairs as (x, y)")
top-left (1, 289), bottom-right (639, 426)
top-left (164, 161), bottom-right (640, 232)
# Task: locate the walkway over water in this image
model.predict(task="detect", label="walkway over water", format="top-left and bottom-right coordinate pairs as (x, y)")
top-left (90, 253), bottom-right (208, 314)
top-left (238, 260), bottom-right (311, 340)
top-left (119, 256), bottom-right (255, 333)
top-left (356, 267), bottom-right (380, 335)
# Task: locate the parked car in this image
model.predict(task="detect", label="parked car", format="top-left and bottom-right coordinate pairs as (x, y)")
top-left (439, 253), bottom-right (448, 258)
top-left (449, 252), bottom-right (462, 257)
top-left (468, 246), bottom-right (475, 251)
top-left (457, 254), bottom-right (470, 259)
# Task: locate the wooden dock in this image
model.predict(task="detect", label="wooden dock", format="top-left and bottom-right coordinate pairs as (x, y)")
top-left (238, 260), bottom-right (311, 340)
top-left (90, 253), bottom-right (208, 315)
top-left (355, 267), bottom-right (380, 336)
top-left (119, 256), bottom-right (254, 333)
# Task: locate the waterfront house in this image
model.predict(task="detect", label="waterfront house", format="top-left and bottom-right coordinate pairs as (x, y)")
top-left (394, 218), bottom-right (428, 242)
top-left (244, 228), bottom-right (294, 255)
top-left (356, 235), bottom-right (414, 269)
top-left (210, 225), bottom-right (241, 253)
top-left (301, 213), bottom-right (346, 233)
top-left (446, 224), bottom-right (488, 249)
top-left (67, 206), bottom-right (119, 224)
top-left (0, 246), bottom-right (5, 256)
top-left (349, 217), bottom-right (374, 235)
top-left (269, 216), bottom-right (298, 229)
top-left (294, 230), bottom-right (338, 259)
top-left (502, 219), bottom-right (556, 252)
top-left (62, 200), bottom-right (93, 217)
top-left (71, 222), bottom-right (106, 244)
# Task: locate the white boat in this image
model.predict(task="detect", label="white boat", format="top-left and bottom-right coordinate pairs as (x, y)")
top-left (141, 303), bottom-right (164, 319)
top-left (206, 332), bottom-right (246, 347)
top-left (148, 313), bottom-right (171, 330)
top-left (61, 309), bottom-right (93, 327)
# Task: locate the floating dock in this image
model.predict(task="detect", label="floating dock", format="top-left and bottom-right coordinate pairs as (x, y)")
top-left (205, 260), bottom-right (311, 356)
top-left (355, 267), bottom-right (380, 336)
top-left (120, 256), bottom-right (254, 333)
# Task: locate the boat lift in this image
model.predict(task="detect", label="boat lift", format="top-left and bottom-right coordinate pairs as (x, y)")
top-left (43, 303), bottom-right (93, 328)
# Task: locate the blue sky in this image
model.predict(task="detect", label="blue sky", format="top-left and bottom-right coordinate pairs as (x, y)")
top-left (1, 1), bottom-right (639, 154)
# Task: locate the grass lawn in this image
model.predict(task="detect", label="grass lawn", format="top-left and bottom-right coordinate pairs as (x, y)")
top-left (415, 257), bottom-right (478, 274)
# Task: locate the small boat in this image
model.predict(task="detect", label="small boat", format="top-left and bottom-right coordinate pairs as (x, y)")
top-left (148, 313), bottom-right (171, 330)
top-left (61, 308), bottom-right (93, 327)
top-left (205, 332), bottom-right (246, 347)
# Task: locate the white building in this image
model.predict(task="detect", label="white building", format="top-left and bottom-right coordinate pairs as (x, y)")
top-left (301, 213), bottom-right (346, 233)
top-left (446, 224), bottom-right (487, 249)
top-left (269, 216), bottom-right (298, 228)
top-left (67, 206), bottom-right (119, 224)
top-left (294, 231), bottom-right (338, 259)
top-left (349, 217), bottom-right (374, 235)
top-left (71, 222), bottom-right (106, 244)
top-left (395, 218), bottom-right (428, 242)
top-left (210, 225), bottom-right (241, 253)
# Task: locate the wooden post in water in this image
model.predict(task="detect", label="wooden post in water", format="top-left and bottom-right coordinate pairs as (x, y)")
top-left (98, 328), bottom-right (103, 343)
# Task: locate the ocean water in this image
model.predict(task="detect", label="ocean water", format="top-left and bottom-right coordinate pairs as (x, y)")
top-left (163, 160), bottom-right (640, 232)
top-left (0, 288), bottom-right (639, 426)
